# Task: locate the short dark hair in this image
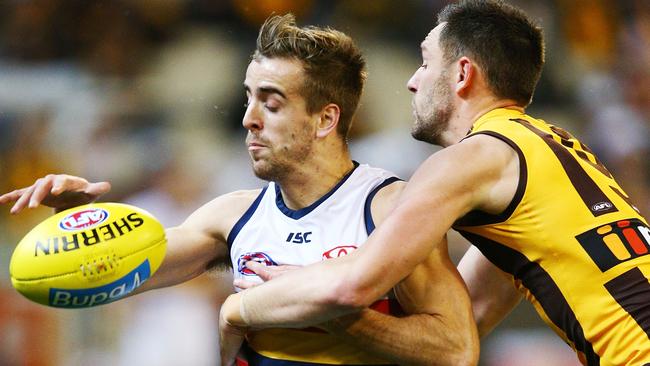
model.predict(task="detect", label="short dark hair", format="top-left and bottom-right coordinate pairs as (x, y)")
top-left (254, 14), bottom-right (366, 137)
top-left (437, 0), bottom-right (545, 106)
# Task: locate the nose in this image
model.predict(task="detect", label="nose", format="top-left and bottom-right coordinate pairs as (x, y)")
top-left (407, 69), bottom-right (419, 93)
top-left (242, 102), bottom-right (263, 131)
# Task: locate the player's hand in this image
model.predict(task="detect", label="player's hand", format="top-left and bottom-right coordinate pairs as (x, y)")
top-left (234, 261), bottom-right (301, 289)
top-left (0, 174), bottom-right (111, 214)
top-left (219, 297), bottom-right (248, 366)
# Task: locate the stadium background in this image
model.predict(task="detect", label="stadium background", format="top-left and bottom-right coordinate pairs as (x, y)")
top-left (0, 0), bottom-right (647, 365)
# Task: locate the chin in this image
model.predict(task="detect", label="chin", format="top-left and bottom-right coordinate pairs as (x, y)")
top-left (411, 127), bottom-right (442, 146)
top-left (251, 163), bottom-right (271, 181)
top-left (252, 161), bottom-right (286, 182)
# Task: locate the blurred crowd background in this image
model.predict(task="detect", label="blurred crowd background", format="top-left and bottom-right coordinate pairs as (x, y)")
top-left (0, 0), bottom-right (648, 365)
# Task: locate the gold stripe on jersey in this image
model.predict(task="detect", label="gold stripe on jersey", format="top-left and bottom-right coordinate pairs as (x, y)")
top-left (453, 108), bottom-right (650, 366)
top-left (246, 299), bottom-right (400, 365)
top-left (247, 328), bottom-right (390, 365)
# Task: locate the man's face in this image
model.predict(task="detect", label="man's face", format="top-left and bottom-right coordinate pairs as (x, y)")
top-left (243, 57), bottom-right (317, 181)
top-left (407, 23), bottom-right (455, 146)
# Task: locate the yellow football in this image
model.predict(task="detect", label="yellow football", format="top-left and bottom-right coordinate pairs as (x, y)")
top-left (9, 202), bottom-right (166, 308)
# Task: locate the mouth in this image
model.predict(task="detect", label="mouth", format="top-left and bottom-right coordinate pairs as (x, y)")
top-left (247, 140), bottom-right (267, 151)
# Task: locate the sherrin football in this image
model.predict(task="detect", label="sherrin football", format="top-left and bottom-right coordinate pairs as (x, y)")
top-left (9, 202), bottom-right (166, 308)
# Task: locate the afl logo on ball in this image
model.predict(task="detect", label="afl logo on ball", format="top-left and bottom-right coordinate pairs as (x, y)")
top-left (322, 245), bottom-right (358, 259)
top-left (237, 252), bottom-right (277, 276)
top-left (59, 208), bottom-right (109, 231)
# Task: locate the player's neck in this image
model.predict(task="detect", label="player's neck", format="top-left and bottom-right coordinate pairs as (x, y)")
top-left (446, 96), bottom-right (524, 146)
top-left (277, 148), bottom-right (354, 210)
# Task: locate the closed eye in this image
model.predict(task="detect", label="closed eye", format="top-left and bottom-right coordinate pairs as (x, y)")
top-left (265, 102), bottom-right (279, 112)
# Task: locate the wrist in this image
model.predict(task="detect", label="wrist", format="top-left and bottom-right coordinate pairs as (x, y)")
top-left (223, 292), bottom-right (249, 327)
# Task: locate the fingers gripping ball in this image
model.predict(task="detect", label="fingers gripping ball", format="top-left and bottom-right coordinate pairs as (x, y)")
top-left (9, 203), bottom-right (166, 308)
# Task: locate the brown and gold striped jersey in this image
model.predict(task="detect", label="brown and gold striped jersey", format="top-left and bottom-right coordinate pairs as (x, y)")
top-left (454, 108), bottom-right (650, 366)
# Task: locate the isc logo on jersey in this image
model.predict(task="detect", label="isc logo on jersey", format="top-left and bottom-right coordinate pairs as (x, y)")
top-left (59, 208), bottom-right (109, 231)
top-left (237, 252), bottom-right (277, 276)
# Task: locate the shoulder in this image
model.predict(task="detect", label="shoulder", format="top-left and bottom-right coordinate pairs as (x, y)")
top-left (369, 179), bottom-right (407, 227)
top-left (412, 133), bottom-right (516, 186)
top-left (180, 188), bottom-right (264, 241)
top-left (458, 132), bottom-right (519, 161)
top-left (401, 134), bottom-right (519, 217)
top-left (451, 134), bottom-right (520, 214)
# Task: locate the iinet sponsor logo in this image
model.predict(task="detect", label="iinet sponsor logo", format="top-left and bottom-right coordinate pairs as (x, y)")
top-left (577, 218), bottom-right (650, 272)
top-left (48, 260), bottom-right (151, 308)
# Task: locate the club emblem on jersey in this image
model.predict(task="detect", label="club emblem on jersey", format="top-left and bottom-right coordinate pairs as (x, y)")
top-left (322, 245), bottom-right (358, 259)
top-left (237, 252), bottom-right (277, 276)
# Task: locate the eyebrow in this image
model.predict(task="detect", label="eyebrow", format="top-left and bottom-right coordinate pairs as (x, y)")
top-left (243, 83), bottom-right (287, 99)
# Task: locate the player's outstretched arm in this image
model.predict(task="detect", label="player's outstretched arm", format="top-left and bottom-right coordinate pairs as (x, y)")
top-left (221, 134), bottom-right (519, 330)
top-left (129, 190), bottom-right (259, 293)
top-left (458, 245), bottom-right (522, 338)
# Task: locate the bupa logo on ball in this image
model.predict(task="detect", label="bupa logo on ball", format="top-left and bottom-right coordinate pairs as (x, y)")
top-left (49, 259), bottom-right (151, 308)
top-left (59, 208), bottom-right (109, 231)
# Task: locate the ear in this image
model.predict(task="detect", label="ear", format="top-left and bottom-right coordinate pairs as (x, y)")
top-left (455, 56), bottom-right (474, 96)
top-left (316, 103), bottom-right (340, 138)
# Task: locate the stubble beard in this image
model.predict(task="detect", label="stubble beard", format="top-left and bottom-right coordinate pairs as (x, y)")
top-left (251, 142), bottom-right (313, 182)
top-left (410, 72), bottom-right (454, 146)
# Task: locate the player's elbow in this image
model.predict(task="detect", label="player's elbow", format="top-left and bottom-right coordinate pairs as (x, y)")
top-left (422, 336), bottom-right (478, 366)
top-left (449, 342), bottom-right (479, 366)
top-left (417, 315), bottom-right (479, 366)
top-left (441, 322), bottom-right (479, 366)
top-left (317, 257), bottom-right (382, 310)
top-left (324, 276), bottom-right (376, 310)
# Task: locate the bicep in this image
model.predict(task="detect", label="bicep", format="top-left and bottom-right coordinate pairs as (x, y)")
top-left (163, 189), bottom-right (260, 273)
top-left (164, 225), bottom-right (229, 273)
top-left (136, 224), bottom-right (227, 292)
top-left (142, 192), bottom-right (257, 290)
top-left (457, 245), bottom-right (522, 337)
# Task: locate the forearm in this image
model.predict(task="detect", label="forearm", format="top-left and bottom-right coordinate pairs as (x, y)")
top-left (323, 309), bottom-right (477, 366)
top-left (135, 226), bottom-right (225, 294)
top-left (135, 251), bottom-right (205, 293)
